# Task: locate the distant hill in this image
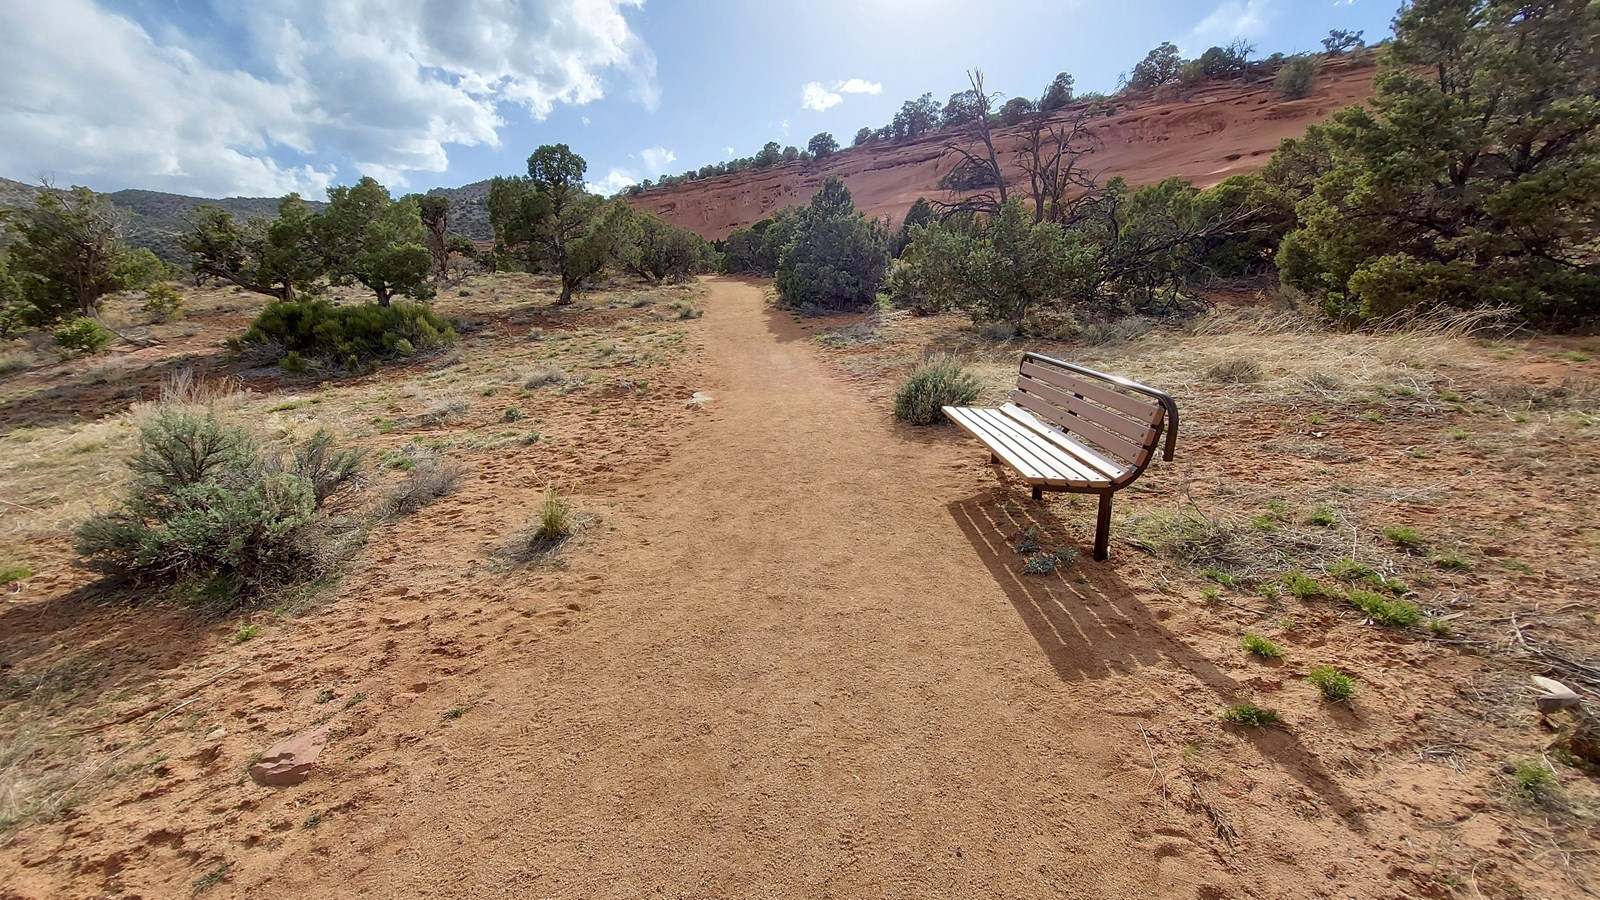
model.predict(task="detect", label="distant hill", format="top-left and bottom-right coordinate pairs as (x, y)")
top-left (0, 176), bottom-right (497, 266)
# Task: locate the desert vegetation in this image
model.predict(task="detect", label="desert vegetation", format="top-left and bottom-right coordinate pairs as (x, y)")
top-left (0, 2), bottom-right (1597, 897)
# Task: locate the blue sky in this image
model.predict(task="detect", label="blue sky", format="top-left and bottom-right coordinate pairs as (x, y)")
top-left (0, 0), bottom-right (1396, 199)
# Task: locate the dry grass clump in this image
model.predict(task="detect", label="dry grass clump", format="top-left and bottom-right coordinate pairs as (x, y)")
top-left (1130, 507), bottom-right (1246, 569)
top-left (524, 367), bottom-right (568, 389)
top-left (377, 458), bottom-right (461, 517)
top-left (0, 348), bottom-right (43, 375)
top-left (1079, 317), bottom-right (1154, 346)
top-left (1205, 357), bottom-right (1263, 384)
top-left (418, 396), bottom-right (470, 426)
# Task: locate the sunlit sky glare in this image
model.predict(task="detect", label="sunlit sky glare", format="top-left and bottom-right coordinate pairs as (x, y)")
top-left (0, 0), bottom-right (1396, 199)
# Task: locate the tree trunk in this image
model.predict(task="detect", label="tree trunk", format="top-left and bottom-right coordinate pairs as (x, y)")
top-left (376, 288), bottom-right (392, 307)
top-left (558, 279), bottom-right (574, 305)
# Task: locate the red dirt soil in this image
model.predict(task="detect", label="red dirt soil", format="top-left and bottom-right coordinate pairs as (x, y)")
top-left (9, 277), bottom-right (1580, 898)
top-left (627, 57), bottom-right (1378, 239)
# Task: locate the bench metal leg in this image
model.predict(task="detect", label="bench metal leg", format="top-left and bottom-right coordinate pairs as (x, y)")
top-left (1093, 493), bottom-right (1113, 561)
top-left (1031, 486), bottom-right (1043, 501)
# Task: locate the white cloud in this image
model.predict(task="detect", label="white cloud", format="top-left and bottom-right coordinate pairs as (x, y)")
top-left (638, 146), bottom-right (675, 173)
top-left (1189, 0), bottom-right (1276, 48)
top-left (725, 146), bottom-right (736, 157)
top-left (802, 82), bottom-right (843, 112)
top-left (835, 78), bottom-right (882, 95)
top-left (585, 169), bottom-right (637, 196)
top-left (584, 144), bottom-right (674, 195)
top-left (0, 0), bottom-right (658, 197)
top-left (800, 77), bottom-right (883, 112)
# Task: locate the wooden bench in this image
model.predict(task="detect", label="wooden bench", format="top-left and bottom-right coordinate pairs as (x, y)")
top-left (943, 352), bottom-right (1179, 561)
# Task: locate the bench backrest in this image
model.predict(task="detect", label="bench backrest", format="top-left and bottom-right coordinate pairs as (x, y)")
top-left (1011, 353), bottom-right (1178, 478)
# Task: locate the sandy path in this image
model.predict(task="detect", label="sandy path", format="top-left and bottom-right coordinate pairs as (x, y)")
top-left (272, 277), bottom-right (1254, 898)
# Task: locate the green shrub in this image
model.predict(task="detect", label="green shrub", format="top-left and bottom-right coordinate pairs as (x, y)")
top-left (243, 299), bottom-right (456, 367)
top-left (141, 284), bottom-right (185, 323)
top-left (774, 176), bottom-right (889, 312)
top-left (893, 355), bottom-right (980, 425)
top-left (1221, 703), bottom-right (1280, 727)
top-left (1308, 665), bottom-right (1356, 701)
top-left (0, 563), bottom-right (32, 583)
top-left (1273, 55), bottom-right (1317, 99)
top-left (1240, 633), bottom-right (1283, 659)
top-left (1508, 760), bottom-right (1555, 799)
top-left (53, 317), bottom-right (114, 357)
top-left (1346, 589), bottom-right (1421, 627)
top-left (74, 407), bottom-right (361, 607)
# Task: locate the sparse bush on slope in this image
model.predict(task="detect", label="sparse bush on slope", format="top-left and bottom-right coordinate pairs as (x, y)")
top-left (1273, 56), bottom-right (1317, 99)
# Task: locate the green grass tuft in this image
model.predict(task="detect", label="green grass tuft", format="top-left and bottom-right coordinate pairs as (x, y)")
top-left (1308, 665), bottom-right (1356, 702)
top-left (1221, 703), bottom-right (1280, 727)
top-left (1240, 633), bottom-right (1283, 659)
top-left (1346, 589), bottom-right (1421, 627)
top-left (1508, 760), bottom-right (1556, 799)
top-left (1382, 525), bottom-right (1426, 549)
top-left (1280, 571), bottom-right (1323, 599)
top-left (535, 487), bottom-right (575, 542)
top-left (233, 624), bottom-right (260, 644)
top-left (1304, 505), bottom-right (1337, 527)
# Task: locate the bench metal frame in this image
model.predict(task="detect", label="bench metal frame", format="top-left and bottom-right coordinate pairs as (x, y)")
top-left (947, 352), bottom-right (1179, 562)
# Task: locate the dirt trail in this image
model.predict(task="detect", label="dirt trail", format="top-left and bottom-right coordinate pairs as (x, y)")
top-left (261, 278), bottom-right (1343, 898)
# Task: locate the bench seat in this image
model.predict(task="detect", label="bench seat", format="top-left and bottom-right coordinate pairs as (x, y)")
top-left (943, 404), bottom-right (1128, 489)
top-left (941, 353), bottom-right (1178, 561)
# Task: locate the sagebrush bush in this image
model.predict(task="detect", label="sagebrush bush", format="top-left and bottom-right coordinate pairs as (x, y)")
top-left (74, 408), bottom-right (361, 607)
top-left (53, 317), bottom-right (113, 357)
top-left (242, 299), bottom-right (456, 367)
top-left (893, 355), bottom-right (980, 425)
top-left (141, 284), bottom-right (185, 323)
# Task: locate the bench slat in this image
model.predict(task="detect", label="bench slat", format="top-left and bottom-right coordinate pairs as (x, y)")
top-left (945, 406), bottom-right (1116, 488)
top-left (1019, 360), bottom-right (1161, 420)
top-left (966, 407), bottom-right (1112, 486)
top-left (944, 407), bottom-right (1065, 486)
top-left (1016, 371), bottom-right (1160, 446)
top-left (999, 404), bottom-right (1128, 481)
top-left (1010, 387), bottom-right (1152, 465)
